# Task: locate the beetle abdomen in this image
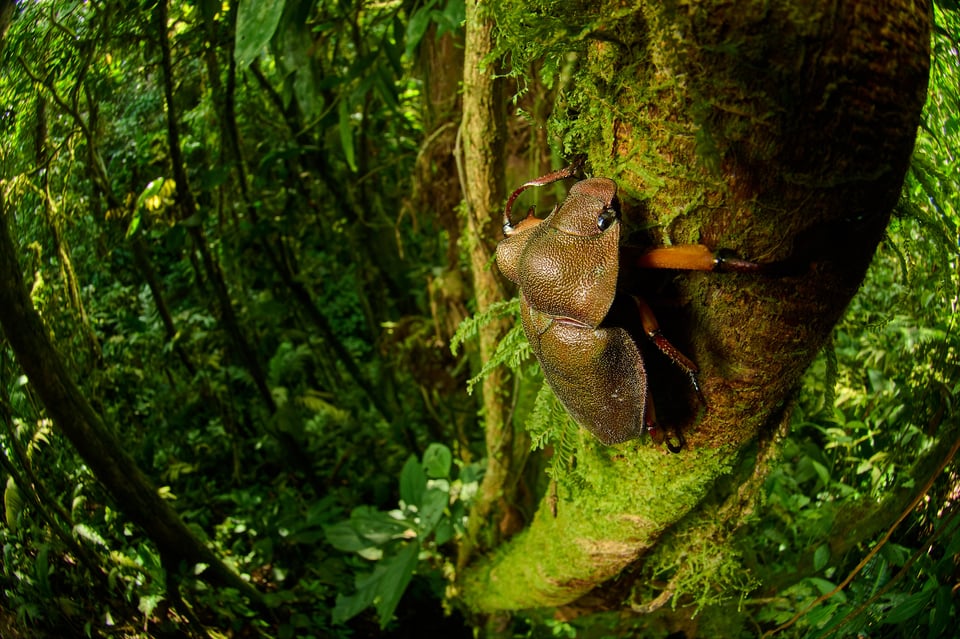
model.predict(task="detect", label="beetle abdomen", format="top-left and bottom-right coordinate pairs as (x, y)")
top-left (521, 301), bottom-right (648, 445)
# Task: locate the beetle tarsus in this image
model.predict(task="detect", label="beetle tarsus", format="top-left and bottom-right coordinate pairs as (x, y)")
top-left (713, 248), bottom-right (763, 273)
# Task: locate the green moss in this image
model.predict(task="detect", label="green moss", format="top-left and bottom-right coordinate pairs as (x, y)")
top-left (636, 513), bottom-right (760, 614)
top-left (464, 430), bottom-right (744, 611)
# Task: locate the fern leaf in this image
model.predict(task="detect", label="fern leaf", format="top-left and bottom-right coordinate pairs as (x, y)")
top-left (450, 298), bottom-right (519, 356)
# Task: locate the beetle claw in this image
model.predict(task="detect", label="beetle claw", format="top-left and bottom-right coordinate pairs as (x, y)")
top-left (666, 429), bottom-right (685, 453)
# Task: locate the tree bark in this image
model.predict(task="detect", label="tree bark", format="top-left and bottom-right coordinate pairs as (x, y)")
top-left (154, 0), bottom-right (275, 413)
top-left (462, 0), bottom-right (930, 613)
top-left (457, 0), bottom-right (530, 569)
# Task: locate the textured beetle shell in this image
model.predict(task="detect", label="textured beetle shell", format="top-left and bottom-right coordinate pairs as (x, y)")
top-left (517, 221), bottom-right (619, 327)
top-left (495, 217), bottom-right (542, 283)
top-left (521, 302), bottom-right (648, 445)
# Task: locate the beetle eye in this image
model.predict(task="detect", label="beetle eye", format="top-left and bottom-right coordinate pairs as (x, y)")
top-left (597, 206), bottom-right (618, 231)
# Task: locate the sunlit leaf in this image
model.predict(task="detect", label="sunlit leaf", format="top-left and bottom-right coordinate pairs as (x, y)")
top-left (235, 0), bottom-right (286, 68)
top-left (422, 443), bottom-right (452, 479)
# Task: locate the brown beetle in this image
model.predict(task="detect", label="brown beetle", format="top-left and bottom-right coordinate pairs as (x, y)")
top-left (495, 165), bottom-right (758, 449)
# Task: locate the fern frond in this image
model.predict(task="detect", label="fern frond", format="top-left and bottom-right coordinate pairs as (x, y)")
top-left (527, 383), bottom-right (586, 486)
top-left (464, 322), bottom-right (532, 394)
top-left (450, 298), bottom-right (519, 356)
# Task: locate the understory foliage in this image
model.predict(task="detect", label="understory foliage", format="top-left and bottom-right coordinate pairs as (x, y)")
top-left (1, 0), bottom-right (473, 636)
top-left (0, 1), bottom-right (958, 639)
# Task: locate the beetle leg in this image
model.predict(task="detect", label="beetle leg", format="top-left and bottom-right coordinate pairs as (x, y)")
top-left (643, 395), bottom-right (685, 453)
top-left (635, 245), bottom-right (762, 273)
top-left (503, 161), bottom-right (584, 234)
top-left (632, 295), bottom-right (705, 404)
top-left (666, 428), bottom-right (686, 453)
top-left (644, 395), bottom-right (658, 436)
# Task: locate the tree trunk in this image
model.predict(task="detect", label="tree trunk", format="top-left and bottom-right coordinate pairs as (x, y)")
top-left (154, 0), bottom-right (275, 413)
top-left (462, 0), bottom-right (930, 614)
top-left (458, 0), bottom-right (531, 569)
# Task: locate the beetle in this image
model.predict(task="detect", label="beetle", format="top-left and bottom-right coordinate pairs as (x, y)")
top-left (495, 164), bottom-right (759, 450)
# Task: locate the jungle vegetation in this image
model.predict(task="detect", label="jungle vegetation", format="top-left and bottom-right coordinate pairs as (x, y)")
top-left (0, 0), bottom-right (958, 638)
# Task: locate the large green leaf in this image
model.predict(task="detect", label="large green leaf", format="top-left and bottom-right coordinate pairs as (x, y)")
top-left (332, 541), bottom-right (420, 628)
top-left (235, 0), bottom-right (286, 68)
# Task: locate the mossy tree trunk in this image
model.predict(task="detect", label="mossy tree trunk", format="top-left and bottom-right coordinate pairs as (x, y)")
top-left (462, 0), bottom-right (930, 617)
top-left (458, 0), bottom-right (532, 569)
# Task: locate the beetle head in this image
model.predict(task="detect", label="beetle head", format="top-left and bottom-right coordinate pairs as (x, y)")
top-left (547, 178), bottom-right (621, 237)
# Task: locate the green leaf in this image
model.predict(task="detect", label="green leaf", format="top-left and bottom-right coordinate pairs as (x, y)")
top-left (434, 517), bottom-right (454, 546)
top-left (4, 477), bottom-right (23, 532)
top-left (332, 541), bottom-right (420, 627)
top-left (35, 544), bottom-right (51, 597)
top-left (138, 594), bottom-right (164, 617)
top-left (882, 585), bottom-right (936, 624)
top-left (74, 523), bottom-right (109, 548)
top-left (338, 98), bottom-right (358, 172)
top-left (350, 506), bottom-right (414, 545)
top-left (930, 585), bottom-right (953, 637)
top-left (450, 298), bottom-right (519, 356)
top-left (126, 210), bottom-right (142, 238)
top-left (806, 577), bottom-right (842, 599)
top-left (465, 321), bottom-right (531, 393)
top-left (813, 544), bottom-right (830, 571)
top-left (372, 541), bottom-right (419, 628)
top-left (811, 460), bottom-right (831, 487)
top-left (399, 455), bottom-right (426, 507)
top-left (418, 488), bottom-right (448, 537)
top-left (880, 542), bottom-right (911, 567)
top-left (129, 177), bottom-right (167, 238)
top-left (235, 0), bottom-right (286, 68)
top-left (324, 521), bottom-right (371, 553)
top-left (405, 2), bottom-right (436, 59)
top-left (332, 588), bottom-right (375, 626)
top-left (438, 0), bottom-right (466, 36)
top-left (422, 443), bottom-right (452, 479)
